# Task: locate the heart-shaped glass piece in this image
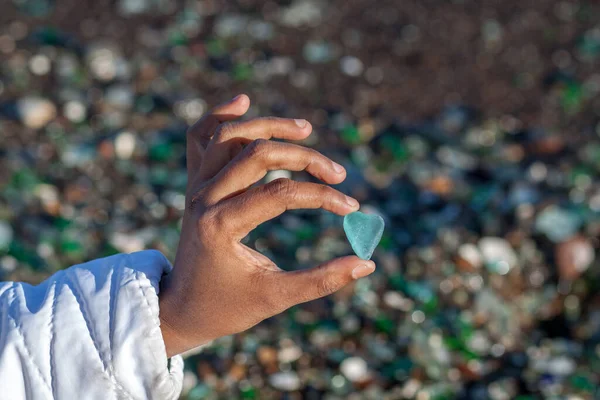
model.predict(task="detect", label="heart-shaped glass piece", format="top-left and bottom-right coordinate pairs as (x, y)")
top-left (343, 211), bottom-right (385, 260)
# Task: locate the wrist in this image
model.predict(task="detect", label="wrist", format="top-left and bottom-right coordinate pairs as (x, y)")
top-left (158, 273), bottom-right (208, 357)
top-left (158, 313), bottom-right (189, 358)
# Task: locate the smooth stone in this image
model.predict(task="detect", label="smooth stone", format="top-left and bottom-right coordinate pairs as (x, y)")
top-left (535, 206), bottom-right (581, 243)
top-left (556, 235), bottom-right (595, 280)
top-left (115, 131), bottom-right (137, 159)
top-left (478, 237), bottom-right (518, 274)
top-left (340, 356), bottom-right (370, 382)
top-left (268, 371), bottom-right (301, 391)
top-left (343, 211), bottom-right (385, 260)
top-left (118, 0), bottom-right (150, 15)
top-left (0, 222), bottom-right (13, 251)
top-left (17, 96), bottom-right (57, 129)
top-left (278, 344), bottom-right (302, 363)
top-left (456, 243), bottom-right (483, 270)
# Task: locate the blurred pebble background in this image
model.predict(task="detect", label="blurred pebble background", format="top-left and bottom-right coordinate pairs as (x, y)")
top-left (1, 0), bottom-right (600, 399)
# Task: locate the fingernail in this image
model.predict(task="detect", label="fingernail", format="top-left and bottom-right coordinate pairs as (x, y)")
top-left (295, 119), bottom-right (307, 128)
top-left (352, 264), bottom-right (375, 280)
top-left (345, 195), bottom-right (359, 209)
top-left (232, 94), bottom-right (243, 102)
top-left (332, 162), bottom-right (345, 174)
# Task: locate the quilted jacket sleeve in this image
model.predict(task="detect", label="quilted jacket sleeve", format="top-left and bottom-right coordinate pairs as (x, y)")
top-left (0, 250), bottom-right (184, 400)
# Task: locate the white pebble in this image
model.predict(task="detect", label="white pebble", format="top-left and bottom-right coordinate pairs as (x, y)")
top-left (0, 222), bottom-right (13, 250)
top-left (458, 243), bottom-right (482, 268)
top-left (17, 96), bottom-right (57, 129)
top-left (1, 256), bottom-right (18, 273)
top-left (63, 101), bottom-right (86, 123)
top-left (268, 371), bottom-right (301, 391)
top-left (546, 356), bottom-right (576, 376)
top-left (340, 357), bottom-right (370, 382)
top-left (29, 54), bottom-right (51, 75)
top-left (340, 56), bottom-right (364, 77)
top-left (478, 237), bottom-right (518, 273)
top-left (115, 131), bottom-right (137, 159)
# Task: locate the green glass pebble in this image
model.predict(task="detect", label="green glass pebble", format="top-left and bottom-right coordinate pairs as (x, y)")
top-left (343, 211), bottom-right (385, 260)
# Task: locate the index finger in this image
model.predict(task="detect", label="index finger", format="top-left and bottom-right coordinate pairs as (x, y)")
top-left (216, 179), bottom-right (359, 238)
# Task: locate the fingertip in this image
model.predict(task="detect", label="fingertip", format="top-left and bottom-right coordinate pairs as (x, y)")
top-left (333, 169), bottom-right (348, 183)
top-left (327, 255), bottom-right (364, 267)
top-left (305, 121), bottom-right (313, 133)
top-left (335, 201), bottom-right (360, 217)
top-left (318, 168), bottom-right (346, 186)
top-left (351, 263), bottom-right (376, 279)
top-left (331, 199), bottom-right (358, 217)
top-left (327, 173), bottom-right (346, 185)
top-left (212, 94), bottom-right (250, 119)
top-left (233, 93), bottom-right (250, 111)
top-left (294, 119), bottom-right (307, 128)
top-left (342, 256), bottom-right (375, 268)
top-left (332, 161), bottom-right (345, 175)
top-left (233, 93), bottom-right (249, 104)
top-left (343, 195), bottom-right (360, 210)
top-left (296, 120), bottom-right (313, 138)
top-left (323, 256), bottom-right (375, 279)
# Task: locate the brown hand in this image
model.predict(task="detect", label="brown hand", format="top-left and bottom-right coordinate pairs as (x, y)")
top-left (159, 95), bottom-right (376, 357)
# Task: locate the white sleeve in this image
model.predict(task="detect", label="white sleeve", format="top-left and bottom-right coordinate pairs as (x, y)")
top-left (0, 250), bottom-right (184, 400)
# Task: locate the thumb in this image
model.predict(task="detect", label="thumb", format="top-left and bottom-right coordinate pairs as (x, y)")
top-left (275, 256), bottom-right (376, 308)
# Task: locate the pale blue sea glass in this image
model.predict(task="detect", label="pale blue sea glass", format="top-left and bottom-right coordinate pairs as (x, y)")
top-left (343, 211), bottom-right (385, 260)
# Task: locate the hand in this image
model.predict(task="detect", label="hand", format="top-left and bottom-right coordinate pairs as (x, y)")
top-left (158, 95), bottom-right (376, 357)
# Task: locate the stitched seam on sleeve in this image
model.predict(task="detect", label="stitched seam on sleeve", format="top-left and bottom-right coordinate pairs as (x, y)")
top-left (135, 270), bottom-right (156, 325)
top-left (7, 283), bottom-right (54, 398)
top-left (67, 269), bottom-right (136, 400)
top-left (0, 284), bottom-right (12, 356)
top-left (108, 263), bottom-right (122, 366)
top-left (49, 277), bottom-right (59, 399)
top-left (133, 269), bottom-right (178, 397)
top-left (108, 262), bottom-right (136, 400)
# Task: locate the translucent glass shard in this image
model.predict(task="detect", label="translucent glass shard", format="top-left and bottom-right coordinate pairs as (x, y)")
top-left (343, 212), bottom-right (385, 260)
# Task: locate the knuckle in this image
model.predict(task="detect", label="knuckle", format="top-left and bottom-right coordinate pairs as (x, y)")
top-left (196, 206), bottom-right (228, 235)
top-left (304, 147), bottom-right (319, 157)
top-left (319, 183), bottom-right (332, 195)
top-left (298, 147), bottom-right (317, 166)
top-left (311, 184), bottom-right (330, 206)
top-left (262, 288), bottom-right (286, 315)
top-left (256, 117), bottom-right (280, 135)
top-left (216, 122), bottom-right (236, 141)
top-left (309, 150), bottom-right (322, 164)
top-left (261, 116), bottom-right (279, 122)
top-left (253, 274), bottom-right (287, 315)
top-left (245, 138), bottom-right (270, 158)
top-left (187, 182), bottom-right (210, 210)
top-left (316, 276), bottom-right (341, 298)
top-left (267, 178), bottom-right (295, 200)
top-left (211, 206), bottom-right (231, 230)
top-left (324, 185), bottom-right (339, 201)
top-left (186, 119), bottom-right (203, 136)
